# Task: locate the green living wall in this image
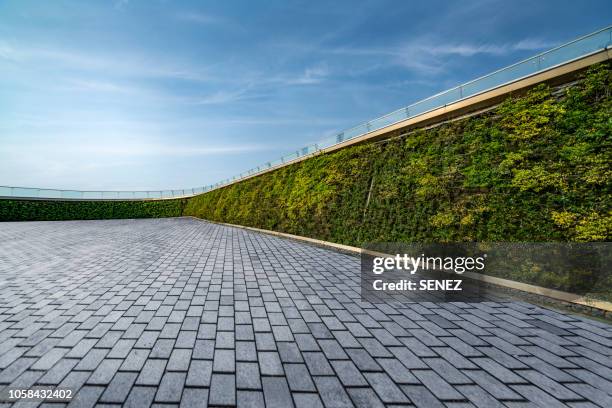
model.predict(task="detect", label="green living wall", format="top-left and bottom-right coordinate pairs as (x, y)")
top-left (184, 64), bottom-right (611, 295)
top-left (0, 198), bottom-right (185, 221)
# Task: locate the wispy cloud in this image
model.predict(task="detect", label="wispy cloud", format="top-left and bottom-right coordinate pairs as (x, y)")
top-left (191, 87), bottom-right (253, 105)
top-left (0, 141), bottom-right (271, 158)
top-left (411, 39), bottom-right (558, 57)
top-left (0, 40), bottom-right (213, 82)
top-left (327, 37), bottom-right (558, 74)
top-left (84, 143), bottom-right (270, 156)
top-left (185, 63), bottom-right (331, 105)
top-left (65, 79), bottom-right (138, 94)
top-left (286, 63), bottom-right (330, 85)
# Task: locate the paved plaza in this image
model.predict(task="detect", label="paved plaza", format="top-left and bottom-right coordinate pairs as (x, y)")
top-left (0, 217), bottom-right (611, 407)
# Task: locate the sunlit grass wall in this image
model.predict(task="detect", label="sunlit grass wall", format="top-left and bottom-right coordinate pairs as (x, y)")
top-left (184, 64), bottom-right (611, 294)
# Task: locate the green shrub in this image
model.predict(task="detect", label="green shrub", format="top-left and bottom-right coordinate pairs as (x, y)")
top-left (0, 198), bottom-right (185, 221)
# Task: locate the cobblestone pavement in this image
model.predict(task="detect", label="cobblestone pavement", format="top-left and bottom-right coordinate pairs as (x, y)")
top-left (0, 218), bottom-right (611, 408)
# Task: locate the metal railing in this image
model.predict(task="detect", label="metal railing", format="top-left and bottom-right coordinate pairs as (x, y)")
top-left (0, 186), bottom-right (208, 200)
top-left (1, 26), bottom-right (610, 201)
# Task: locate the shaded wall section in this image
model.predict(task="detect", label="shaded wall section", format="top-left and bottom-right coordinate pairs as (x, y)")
top-left (0, 198), bottom-right (185, 221)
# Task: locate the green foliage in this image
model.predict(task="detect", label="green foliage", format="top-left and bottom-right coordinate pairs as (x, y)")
top-left (0, 198), bottom-right (185, 221)
top-left (511, 166), bottom-right (566, 192)
top-left (184, 63), bottom-right (612, 295)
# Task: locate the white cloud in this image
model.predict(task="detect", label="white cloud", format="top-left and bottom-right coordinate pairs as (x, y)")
top-left (512, 38), bottom-right (558, 51)
top-left (65, 79), bottom-right (137, 94)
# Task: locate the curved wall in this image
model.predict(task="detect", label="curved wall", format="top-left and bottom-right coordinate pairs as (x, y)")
top-left (183, 64), bottom-right (611, 296)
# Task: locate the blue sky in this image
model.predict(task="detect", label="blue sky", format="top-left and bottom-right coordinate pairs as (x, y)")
top-left (1, 0), bottom-right (610, 191)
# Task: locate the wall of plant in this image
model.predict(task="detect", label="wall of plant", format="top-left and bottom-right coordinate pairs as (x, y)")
top-left (0, 198), bottom-right (186, 221)
top-left (1, 64), bottom-right (608, 296)
top-left (184, 63), bottom-right (611, 296)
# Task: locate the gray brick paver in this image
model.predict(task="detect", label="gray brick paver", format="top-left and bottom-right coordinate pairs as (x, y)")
top-left (258, 351), bottom-right (284, 376)
top-left (0, 218), bottom-right (610, 407)
top-left (85, 359), bottom-right (122, 385)
top-left (212, 348), bottom-right (235, 373)
top-left (236, 390), bottom-right (264, 408)
top-left (167, 349), bottom-right (192, 372)
top-left (37, 358), bottom-right (78, 385)
top-left (136, 359), bottom-right (167, 386)
top-left (120, 348), bottom-right (150, 372)
top-left (293, 392), bottom-right (325, 408)
top-left (66, 385), bottom-right (104, 408)
top-left (236, 361), bottom-right (261, 390)
top-left (209, 373), bottom-right (236, 406)
top-left (99, 371), bottom-right (138, 403)
top-left (185, 359), bottom-right (212, 387)
top-left (412, 369), bottom-right (465, 401)
top-left (155, 372), bottom-right (186, 403)
top-left (364, 372), bottom-right (411, 404)
top-left (346, 387), bottom-right (386, 408)
top-left (303, 352), bottom-right (334, 376)
top-left (284, 363), bottom-right (316, 392)
top-left (261, 376), bottom-right (293, 408)
top-left (331, 360), bottom-right (369, 388)
top-left (313, 376), bottom-right (354, 408)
